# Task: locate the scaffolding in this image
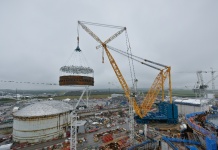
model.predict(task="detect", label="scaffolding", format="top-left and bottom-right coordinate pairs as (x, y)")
top-left (70, 111), bottom-right (78, 150)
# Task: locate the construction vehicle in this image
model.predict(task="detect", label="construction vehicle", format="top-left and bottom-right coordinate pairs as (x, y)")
top-left (77, 21), bottom-right (178, 124)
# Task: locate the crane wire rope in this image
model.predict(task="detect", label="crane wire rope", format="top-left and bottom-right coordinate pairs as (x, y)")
top-left (61, 24), bottom-right (93, 75)
top-left (125, 31), bottom-right (136, 91)
top-left (62, 23), bottom-right (81, 66)
top-left (61, 51), bottom-right (93, 75)
top-left (76, 24), bottom-right (93, 71)
top-left (107, 45), bottom-right (162, 70)
top-left (77, 22), bottom-right (80, 38)
top-left (79, 21), bottom-right (124, 29)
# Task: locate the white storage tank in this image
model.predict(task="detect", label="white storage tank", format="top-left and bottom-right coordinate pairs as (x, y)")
top-left (174, 98), bottom-right (210, 115)
top-left (13, 100), bottom-right (73, 143)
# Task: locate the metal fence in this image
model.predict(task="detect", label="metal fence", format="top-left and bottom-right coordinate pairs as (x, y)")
top-left (185, 111), bottom-right (217, 140)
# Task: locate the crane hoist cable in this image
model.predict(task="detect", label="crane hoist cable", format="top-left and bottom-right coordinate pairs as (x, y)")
top-left (79, 21), bottom-right (124, 29)
top-left (125, 30), bottom-right (136, 91)
top-left (106, 45), bottom-right (164, 70)
top-left (206, 74), bottom-right (218, 85)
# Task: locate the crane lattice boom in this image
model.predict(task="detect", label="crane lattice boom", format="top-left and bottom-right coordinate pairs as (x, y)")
top-left (78, 21), bottom-right (103, 44)
top-left (104, 45), bottom-right (143, 118)
top-left (140, 67), bottom-right (171, 117)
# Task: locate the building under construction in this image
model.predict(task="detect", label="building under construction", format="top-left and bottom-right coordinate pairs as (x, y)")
top-left (2, 21), bottom-right (217, 150)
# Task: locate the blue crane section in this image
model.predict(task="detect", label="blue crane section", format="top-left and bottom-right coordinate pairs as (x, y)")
top-left (135, 101), bottom-right (178, 124)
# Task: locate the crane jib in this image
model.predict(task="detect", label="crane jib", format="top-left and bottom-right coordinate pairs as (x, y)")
top-left (144, 59), bottom-right (167, 68)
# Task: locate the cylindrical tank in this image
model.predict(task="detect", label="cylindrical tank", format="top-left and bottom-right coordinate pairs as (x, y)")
top-left (12, 100), bottom-right (72, 143)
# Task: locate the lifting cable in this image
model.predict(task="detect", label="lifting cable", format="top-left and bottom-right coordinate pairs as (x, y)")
top-left (63, 23), bottom-right (81, 66)
top-left (77, 24), bottom-right (92, 71)
top-left (125, 30), bottom-right (136, 91)
top-left (0, 80), bottom-right (58, 86)
top-left (79, 21), bottom-right (124, 29)
top-left (107, 45), bottom-right (162, 71)
top-left (62, 23), bottom-right (93, 74)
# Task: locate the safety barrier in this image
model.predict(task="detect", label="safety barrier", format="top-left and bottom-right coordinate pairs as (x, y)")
top-left (185, 111), bottom-right (217, 140)
top-left (206, 136), bottom-right (217, 150)
top-left (162, 136), bottom-right (201, 150)
top-left (206, 114), bottom-right (218, 129)
top-left (185, 145), bottom-right (198, 150)
top-left (185, 111), bottom-right (218, 150)
top-left (127, 139), bottom-right (157, 150)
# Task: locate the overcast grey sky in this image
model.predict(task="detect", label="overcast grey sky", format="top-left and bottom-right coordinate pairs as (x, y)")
top-left (0, 0), bottom-right (218, 90)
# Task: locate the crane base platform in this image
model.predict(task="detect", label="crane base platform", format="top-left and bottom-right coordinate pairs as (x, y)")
top-left (134, 102), bottom-right (178, 124)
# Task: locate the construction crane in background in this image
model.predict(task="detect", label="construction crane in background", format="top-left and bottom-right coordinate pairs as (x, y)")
top-left (193, 69), bottom-right (218, 98)
top-left (193, 71), bottom-right (208, 98)
top-left (77, 21), bottom-right (178, 145)
top-left (209, 67), bottom-right (216, 94)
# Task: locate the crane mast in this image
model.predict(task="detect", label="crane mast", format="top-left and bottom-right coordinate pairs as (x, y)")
top-left (103, 45), bottom-right (143, 117)
top-left (78, 21), bottom-right (140, 145)
top-left (193, 71), bottom-right (208, 98)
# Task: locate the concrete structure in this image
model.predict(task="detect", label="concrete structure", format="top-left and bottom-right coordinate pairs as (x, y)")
top-left (111, 94), bottom-right (123, 98)
top-left (72, 120), bottom-right (87, 134)
top-left (12, 107), bottom-right (19, 113)
top-left (0, 143), bottom-right (12, 150)
top-left (161, 140), bottom-right (173, 150)
top-left (174, 98), bottom-right (211, 115)
top-left (13, 100), bottom-right (73, 143)
top-left (63, 98), bottom-right (71, 102)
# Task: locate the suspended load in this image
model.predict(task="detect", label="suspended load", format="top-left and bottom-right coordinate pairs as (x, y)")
top-left (59, 37), bottom-right (94, 86)
top-left (60, 66), bottom-right (93, 74)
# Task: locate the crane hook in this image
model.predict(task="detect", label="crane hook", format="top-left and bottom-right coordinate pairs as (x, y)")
top-left (102, 48), bottom-right (104, 63)
top-left (75, 36), bottom-right (81, 52)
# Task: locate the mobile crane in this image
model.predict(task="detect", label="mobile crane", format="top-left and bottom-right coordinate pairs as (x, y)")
top-left (77, 21), bottom-right (178, 124)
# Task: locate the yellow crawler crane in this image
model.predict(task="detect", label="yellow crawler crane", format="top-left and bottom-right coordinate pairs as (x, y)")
top-left (77, 21), bottom-right (178, 124)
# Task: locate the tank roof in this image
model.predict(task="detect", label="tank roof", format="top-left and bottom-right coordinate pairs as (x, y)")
top-left (13, 100), bottom-right (73, 117)
top-left (174, 98), bottom-right (210, 105)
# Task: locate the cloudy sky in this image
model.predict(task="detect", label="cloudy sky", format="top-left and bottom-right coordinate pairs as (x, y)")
top-left (0, 0), bottom-right (218, 91)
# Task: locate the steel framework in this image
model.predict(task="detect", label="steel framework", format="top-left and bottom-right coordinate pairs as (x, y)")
top-left (75, 85), bottom-right (90, 109)
top-left (70, 111), bottom-right (77, 150)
